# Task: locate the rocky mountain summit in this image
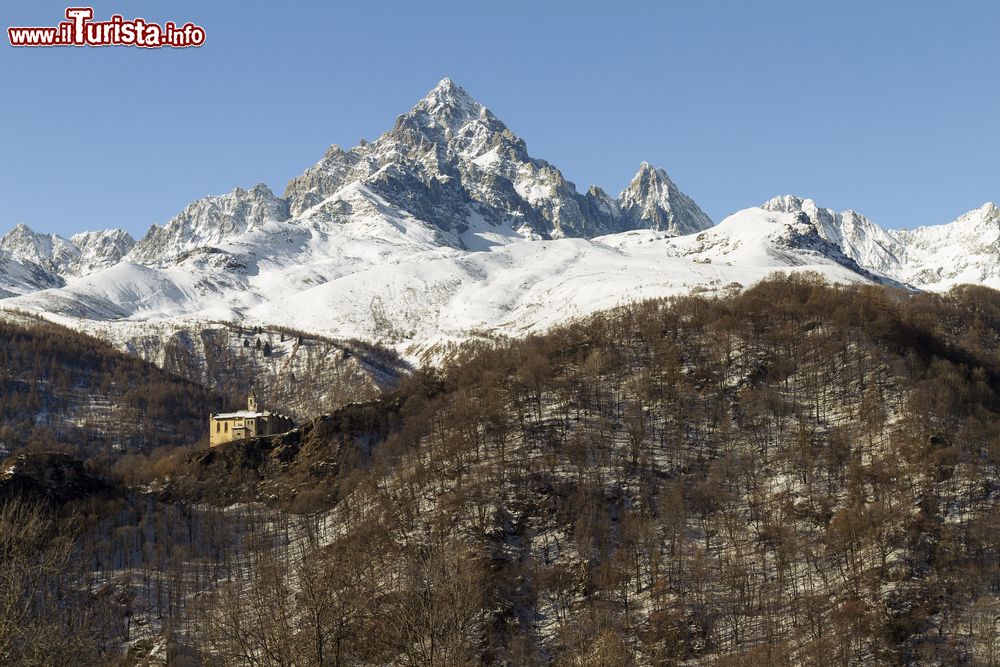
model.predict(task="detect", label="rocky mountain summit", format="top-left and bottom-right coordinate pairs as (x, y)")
top-left (0, 223), bottom-right (135, 296)
top-left (761, 195), bottom-right (904, 274)
top-left (281, 78), bottom-right (714, 241)
top-left (128, 184), bottom-right (290, 266)
top-left (70, 229), bottom-right (138, 275)
top-left (74, 78), bottom-right (714, 271)
top-left (618, 161), bottom-right (714, 235)
top-left (764, 196), bottom-right (1000, 290)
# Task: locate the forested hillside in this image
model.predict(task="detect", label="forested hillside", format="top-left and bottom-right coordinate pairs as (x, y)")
top-left (0, 314), bottom-right (234, 458)
top-left (80, 319), bottom-right (410, 418)
top-left (7, 274), bottom-right (1000, 665)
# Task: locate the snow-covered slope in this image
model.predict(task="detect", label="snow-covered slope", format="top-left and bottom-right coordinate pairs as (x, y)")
top-left (1, 183), bottom-right (461, 321)
top-left (0, 251), bottom-right (65, 297)
top-left (763, 196), bottom-right (1000, 291)
top-left (894, 203), bottom-right (1000, 290)
top-left (0, 195), bottom-right (883, 363)
top-left (242, 205), bottom-right (893, 362)
top-left (1, 78), bottom-right (997, 369)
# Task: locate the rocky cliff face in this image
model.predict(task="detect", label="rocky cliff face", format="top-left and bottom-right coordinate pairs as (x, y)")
top-left (761, 195), bottom-right (905, 275)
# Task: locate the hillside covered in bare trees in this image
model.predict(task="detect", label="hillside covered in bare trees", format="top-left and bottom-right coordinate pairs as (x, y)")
top-left (7, 274), bottom-right (1000, 665)
top-left (0, 314), bottom-right (235, 458)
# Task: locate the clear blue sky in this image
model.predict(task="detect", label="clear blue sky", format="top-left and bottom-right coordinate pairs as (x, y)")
top-left (1, 0), bottom-right (998, 238)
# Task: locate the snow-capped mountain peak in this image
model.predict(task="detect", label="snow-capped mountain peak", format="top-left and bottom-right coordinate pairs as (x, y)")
top-left (761, 194), bottom-right (810, 215)
top-left (0, 223), bottom-right (80, 271)
top-left (127, 183), bottom-right (290, 266)
top-left (883, 201), bottom-right (1000, 290)
top-left (0, 222), bottom-right (136, 296)
top-left (945, 201), bottom-right (999, 231)
top-left (759, 194), bottom-right (905, 276)
top-left (760, 195), bottom-right (1000, 291)
top-left (69, 229), bottom-right (136, 277)
top-left (408, 77), bottom-right (487, 131)
top-left (618, 162), bottom-right (714, 235)
top-left (283, 78), bottom-right (711, 240)
top-left (19, 77), bottom-right (1000, 364)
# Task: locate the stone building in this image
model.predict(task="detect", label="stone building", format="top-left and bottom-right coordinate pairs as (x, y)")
top-left (209, 392), bottom-right (294, 447)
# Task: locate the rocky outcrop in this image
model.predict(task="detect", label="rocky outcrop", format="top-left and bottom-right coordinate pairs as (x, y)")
top-left (618, 162), bottom-right (714, 235)
top-left (127, 183), bottom-right (289, 266)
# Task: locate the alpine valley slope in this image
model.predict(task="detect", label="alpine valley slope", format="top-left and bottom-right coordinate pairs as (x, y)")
top-left (1, 78), bottom-right (997, 368)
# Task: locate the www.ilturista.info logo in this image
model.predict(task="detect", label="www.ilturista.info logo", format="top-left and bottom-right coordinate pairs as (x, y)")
top-left (8, 7), bottom-right (205, 48)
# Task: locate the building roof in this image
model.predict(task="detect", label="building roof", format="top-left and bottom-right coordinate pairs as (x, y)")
top-left (212, 410), bottom-right (267, 420)
top-left (212, 410), bottom-right (293, 421)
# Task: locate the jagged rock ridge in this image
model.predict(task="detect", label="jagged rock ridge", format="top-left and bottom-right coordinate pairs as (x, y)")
top-left (280, 78), bottom-right (714, 243)
top-left (126, 184), bottom-right (290, 267)
top-left (763, 196), bottom-right (1000, 290)
top-left (0, 223), bottom-right (135, 295)
top-left (14, 78), bottom-right (714, 274)
top-left (5, 78), bottom-right (714, 276)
